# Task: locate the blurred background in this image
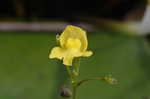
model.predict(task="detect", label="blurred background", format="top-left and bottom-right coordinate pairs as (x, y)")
top-left (0, 0), bottom-right (147, 20)
top-left (0, 0), bottom-right (150, 99)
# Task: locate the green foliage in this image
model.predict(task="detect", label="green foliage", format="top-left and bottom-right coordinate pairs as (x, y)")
top-left (0, 31), bottom-right (150, 99)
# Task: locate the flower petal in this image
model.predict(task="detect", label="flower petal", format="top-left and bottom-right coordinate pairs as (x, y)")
top-left (82, 51), bottom-right (93, 57)
top-left (60, 25), bottom-right (88, 51)
top-left (62, 49), bottom-right (83, 66)
top-left (49, 25), bottom-right (93, 66)
top-left (63, 55), bottom-right (74, 66)
top-left (49, 47), bottom-right (65, 60)
top-left (66, 38), bottom-right (81, 49)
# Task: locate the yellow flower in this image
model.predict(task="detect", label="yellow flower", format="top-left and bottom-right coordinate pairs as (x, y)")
top-left (49, 25), bottom-right (93, 66)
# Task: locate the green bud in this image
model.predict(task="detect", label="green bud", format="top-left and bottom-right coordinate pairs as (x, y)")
top-left (56, 34), bottom-right (60, 45)
top-left (103, 75), bottom-right (117, 85)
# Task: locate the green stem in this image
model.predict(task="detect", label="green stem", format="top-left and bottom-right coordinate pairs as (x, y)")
top-left (72, 58), bottom-right (80, 99)
top-left (72, 85), bottom-right (77, 99)
top-left (73, 58), bottom-right (80, 76)
top-left (66, 59), bottom-right (80, 99)
top-left (66, 66), bottom-right (77, 99)
top-left (66, 67), bottom-right (78, 99)
top-left (66, 66), bottom-right (74, 83)
top-left (77, 76), bottom-right (117, 87)
top-left (77, 78), bottom-right (103, 87)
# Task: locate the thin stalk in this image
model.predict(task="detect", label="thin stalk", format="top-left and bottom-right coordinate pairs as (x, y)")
top-left (72, 85), bottom-right (77, 99)
top-left (77, 76), bottom-right (117, 87)
top-left (66, 66), bottom-right (76, 99)
top-left (66, 58), bottom-right (80, 99)
top-left (66, 66), bottom-right (74, 83)
top-left (77, 78), bottom-right (103, 87)
top-left (72, 58), bottom-right (80, 99)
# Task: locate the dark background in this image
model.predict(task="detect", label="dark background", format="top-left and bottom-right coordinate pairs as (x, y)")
top-left (0, 0), bottom-right (147, 21)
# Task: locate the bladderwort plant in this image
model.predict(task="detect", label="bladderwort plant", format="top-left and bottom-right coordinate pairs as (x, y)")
top-left (49, 25), bottom-right (117, 99)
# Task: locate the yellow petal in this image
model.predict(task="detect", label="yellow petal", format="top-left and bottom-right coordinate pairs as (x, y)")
top-left (49, 47), bottom-right (65, 60)
top-left (62, 49), bottom-right (83, 66)
top-left (62, 50), bottom-right (92, 66)
top-left (63, 55), bottom-right (74, 66)
top-left (60, 25), bottom-right (88, 51)
top-left (82, 51), bottom-right (93, 57)
top-left (68, 49), bottom-right (83, 57)
top-left (49, 25), bottom-right (93, 66)
top-left (66, 38), bottom-right (81, 49)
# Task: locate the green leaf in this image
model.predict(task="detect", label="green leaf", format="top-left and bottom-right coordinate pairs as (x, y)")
top-left (0, 30), bottom-right (150, 99)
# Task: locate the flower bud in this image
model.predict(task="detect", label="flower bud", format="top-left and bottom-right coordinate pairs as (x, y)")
top-left (56, 34), bottom-right (60, 45)
top-left (60, 85), bottom-right (72, 98)
top-left (103, 75), bottom-right (117, 85)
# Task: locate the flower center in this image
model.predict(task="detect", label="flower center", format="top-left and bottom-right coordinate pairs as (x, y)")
top-left (65, 38), bottom-right (81, 49)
